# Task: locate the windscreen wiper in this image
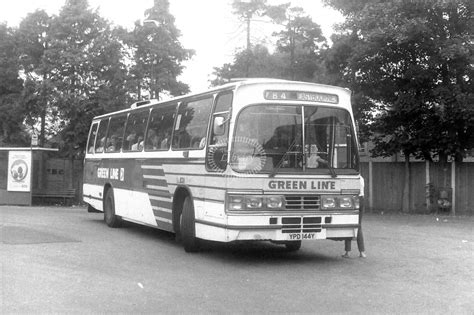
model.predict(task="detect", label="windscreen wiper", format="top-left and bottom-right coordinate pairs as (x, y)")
top-left (327, 163), bottom-right (337, 178)
top-left (269, 139), bottom-right (298, 178)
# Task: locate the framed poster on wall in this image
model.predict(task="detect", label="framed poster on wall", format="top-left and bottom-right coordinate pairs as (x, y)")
top-left (7, 150), bottom-right (32, 192)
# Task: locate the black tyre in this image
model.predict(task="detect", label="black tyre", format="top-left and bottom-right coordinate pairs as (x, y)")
top-left (181, 196), bottom-right (199, 252)
top-left (284, 241), bottom-right (302, 252)
top-left (104, 188), bottom-right (122, 228)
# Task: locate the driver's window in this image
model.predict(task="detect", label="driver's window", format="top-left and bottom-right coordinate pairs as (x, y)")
top-left (206, 91), bottom-right (233, 172)
top-left (209, 92), bottom-right (232, 145)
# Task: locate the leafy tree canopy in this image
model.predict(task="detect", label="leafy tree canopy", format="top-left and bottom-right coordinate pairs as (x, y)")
top-left (0, 23), bottom-right (28, 146)
top-left (212, 3), bottom-right (326, 84)
top-left (324, 0), bottom-right (473, 161)
top-left (3, 0), bottom-right (192, 158)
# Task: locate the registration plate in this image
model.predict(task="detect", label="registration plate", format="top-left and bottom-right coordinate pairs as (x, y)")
top-left (286, 230), bottom-right (326, 240)
top-left (288, 233), bottom-right (316, 240)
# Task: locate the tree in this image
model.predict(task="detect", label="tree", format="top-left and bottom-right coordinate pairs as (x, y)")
top-left (123, 0), bottom-right (193, 100)
top-left (45, 0), bottom-right (129, 157)
top-left (325, 0), bottom-right (473, 212)
top-left (211, 44), bottom-right (284, 85)
top-left (18, 10), bottom-right (54, 146)
top-left (325, 0), bottom-right (474, 162)
top-left (272, 6), bottom-right (326, 81)
top-left (232, 0), bottom-right (268, 76)
top-left (0, 24), bottom-right (28, 146)
top-left (212, 3), bottom-right (326, 84)
top-left (232, 0), bottom-right (268, 50)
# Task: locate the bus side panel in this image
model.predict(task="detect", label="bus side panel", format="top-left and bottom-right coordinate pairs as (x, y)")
top-left (83, 157), bottom-right (174, 232)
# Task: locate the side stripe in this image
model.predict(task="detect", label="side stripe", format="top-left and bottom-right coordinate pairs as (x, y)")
top-left (146, 183), bottom-right (168, 190)
top-left (155, 216), bottom-right (173, 224)
top-left (149, 195), bottom-right (172, 203)
top-left (141, 165), bottom-right (164, 169)
top-left (152, 205), bottom-right (172, 214)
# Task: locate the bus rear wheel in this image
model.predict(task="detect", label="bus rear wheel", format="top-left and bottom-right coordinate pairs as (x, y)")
top-left (180, 196), bottom-right (199, 252)
top-left (104, 188), bottom-right (122, 228)
top-left (284, 241), bottom-right (302, 252)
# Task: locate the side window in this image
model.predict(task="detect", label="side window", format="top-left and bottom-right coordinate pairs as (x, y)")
top-left (123, 110), bottom-right (149, 152)
top-left (145, 104), bottom-right (176, 151)
top-left (206, 92), bottom-right (233, 171)
top-left (87, 122), bottom-right (98, 154)
top-left (105, 115), bottom-right (127, 153)
top-left (94, 118), bottom-right (109, 153)
top-left (214, 92), bottom-right (232, 114)
top-left (172, 97), bottom-right (213, 150)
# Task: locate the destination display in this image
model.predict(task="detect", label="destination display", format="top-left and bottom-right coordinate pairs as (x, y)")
top-left (264, 90), bottom-right (339, 104)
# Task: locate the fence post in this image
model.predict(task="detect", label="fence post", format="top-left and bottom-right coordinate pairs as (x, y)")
top-left (368, 161), bottom-right (373, 211)
top-left (425, 160), bottom-right (430, 213)
top-left (451, 161), bottom-right (456, 216)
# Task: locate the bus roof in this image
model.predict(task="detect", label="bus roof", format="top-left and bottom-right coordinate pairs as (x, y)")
top-left (93, 78), bottom-right (351, 120)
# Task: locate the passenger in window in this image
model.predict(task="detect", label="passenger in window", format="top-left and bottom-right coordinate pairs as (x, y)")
top-left (305, 132), bottom-right (327, 168)
top-left (306, 144), bottom-right (328, 168)
top-left (96, 137), bottom-right (105, 153)
top-left (146, 130), bottom-right (160, 150)
top-left (131, 134), bottom-right (144, 151)
top-left (106, 135), bottom-right (118, 152)
top-left (161, 131), bottom-right (170, 149)
top-left (151, 134), bottom-right (160, 149)
top-left (126, 132), bottom-right (136, 150)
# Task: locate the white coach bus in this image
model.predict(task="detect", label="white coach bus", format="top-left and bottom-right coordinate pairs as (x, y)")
top-left (83, 79), bottom-right (363, 252)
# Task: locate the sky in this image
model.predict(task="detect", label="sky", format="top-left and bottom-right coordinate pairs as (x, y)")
top-left (0, 0), bottom-right (344, 92)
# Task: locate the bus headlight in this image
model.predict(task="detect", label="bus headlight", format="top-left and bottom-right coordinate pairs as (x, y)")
top-left (227, 194), bottom-right (285, 211)
top-left (266, 196), bottom-right (284, 209)
top-left (339, 196), bottom-right (353, 208)
top-left (228, 195), bottom-right (245, 210)
top-left (321, 195), bottom-right (359, 210)
top-left (321, 196), bottom-right (336, 209)
top-left (245, 196), bottom-right (263, 209)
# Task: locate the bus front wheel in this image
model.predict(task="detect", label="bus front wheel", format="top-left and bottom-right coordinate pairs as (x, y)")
top-left (104, 188), bottom-right (122, 228)
top-left (180, 196), bottom-right (200, 252)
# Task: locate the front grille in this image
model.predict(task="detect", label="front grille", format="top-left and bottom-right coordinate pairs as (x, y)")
top-left (281, 217), bottom-right (322, 233)
top-left (285, 195), bottom-right (320, 211)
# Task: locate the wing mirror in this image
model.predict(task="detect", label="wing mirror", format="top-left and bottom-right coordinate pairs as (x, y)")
top-left (213, 116), bottom-right (228, 136)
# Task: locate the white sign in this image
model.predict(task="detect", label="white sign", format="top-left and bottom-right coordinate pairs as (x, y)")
top-left (7, 151), bottom-right (32, 192)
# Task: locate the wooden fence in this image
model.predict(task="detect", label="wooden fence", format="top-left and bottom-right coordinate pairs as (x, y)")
top-left (30, 157), bottom-right (472, 214)
top-left (32, 157), bottom-right (83, 204)
top-left (360, 161), bottom-right (474, 215)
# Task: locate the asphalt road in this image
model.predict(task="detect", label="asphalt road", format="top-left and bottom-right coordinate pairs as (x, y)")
top-left (1, 205), bottom-right (473, 314)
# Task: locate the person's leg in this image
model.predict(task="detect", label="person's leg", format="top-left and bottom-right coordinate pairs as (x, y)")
top-left (357, 195), bottom-right (367, 258)
top-left (357, 228), bottom-right (367, 258)
top-left (342, 239), bottom-right (351, 258)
